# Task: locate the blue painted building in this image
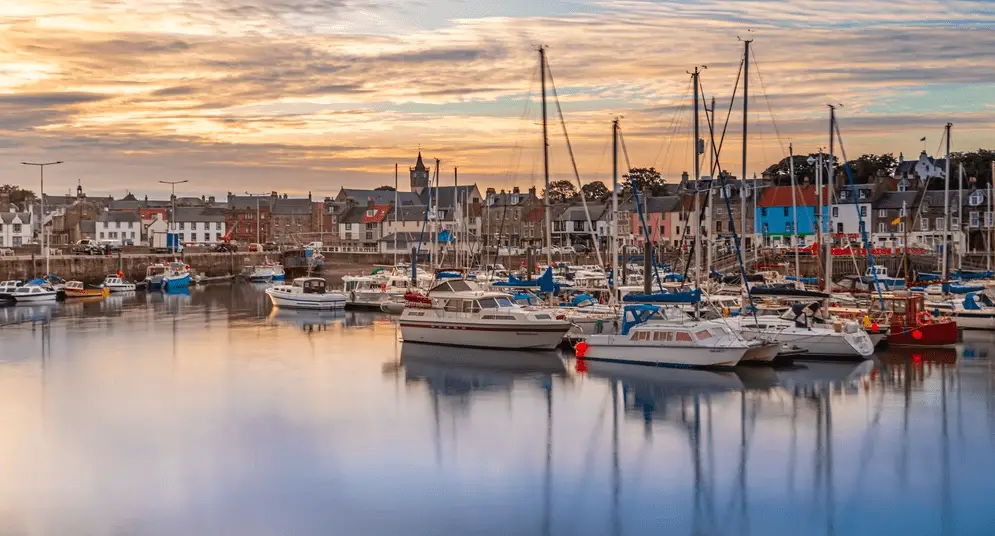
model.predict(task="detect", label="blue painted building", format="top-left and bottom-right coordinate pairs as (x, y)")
top-left (755, 185), bottom-right (829, 246)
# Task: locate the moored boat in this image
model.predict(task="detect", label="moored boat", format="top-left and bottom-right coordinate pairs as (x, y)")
top-left (398, 279), bottom-right (571, 350)
top-left (265, 277), bottom-right (346, 310)
top-left (10, 283), bottom-right (60, 303)
top-left (65, 281), bottom-right (110, 298)
top-left (101, 274), bottom-right (137, 292)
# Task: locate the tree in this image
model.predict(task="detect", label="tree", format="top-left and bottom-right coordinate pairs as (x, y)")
top-left (621, 167), bottom-right (665, 197)
top-left (845, 153), bottom-right (897, 183)
top-left (763, 153), bottom-right (843, 186)
top-left (541, 180), bottom-right (577, 203)
top-left (951, 149), bottom-right (995, 188)
top-left (0, 185), bottom-right (36, 208)
top-left (374, 185), bottom-right (396, 191)
top-left (580, 181), bottom-right (610, 202)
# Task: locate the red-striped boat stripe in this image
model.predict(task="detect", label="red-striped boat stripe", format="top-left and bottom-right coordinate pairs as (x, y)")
top-left (399, 323), bottom-right (569, 333)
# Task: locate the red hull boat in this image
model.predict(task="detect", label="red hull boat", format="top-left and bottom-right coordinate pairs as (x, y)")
top-left (884, 294), bottom-right (958, 347)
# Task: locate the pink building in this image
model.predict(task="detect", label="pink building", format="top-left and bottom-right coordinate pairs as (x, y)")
top-left (630, 197), bottom-right (682, 246)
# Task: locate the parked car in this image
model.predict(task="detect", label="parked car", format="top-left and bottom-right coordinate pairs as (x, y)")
top-left (263, 242), bottom-right (279, 252)
top-left (72, 239), bottom-right (102, 255)
top-left (101, 242), bottom-right (122, 254)
top-left (248, 243), bottom-right (262, 252)
top-left (560, 246), bottom-right (576, 254)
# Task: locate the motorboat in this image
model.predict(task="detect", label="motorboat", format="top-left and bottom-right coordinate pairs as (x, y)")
top-left (244, 260), bottom-right (285, 283)
top-left (265, 277), bottom-right (346, 310)
top-left (101, 274), bottom-right (137, 292)
top-left (733, 302), bottom-right (875, 360)
top-left (398, 279), bottom-right (571, 350)
top-left (158, 261), bottom-right (191, 290)
top-left (65, 281), bottom-right (110, 298)
top-left (0, 280), bottom-right (23, 304)
top-left (926, 292), bottom-right (995, 330)
top-left (343, 275), bottom-right (399, 309)
top-left (10, 283), bottom-right (60, 303)
top-left (577, 304), bottom-right (753, 369)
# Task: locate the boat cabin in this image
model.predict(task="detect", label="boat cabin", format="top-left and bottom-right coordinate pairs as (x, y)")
top-left (343, 277), bottom-right (379, 292)
top-left (0, 280), bottom-right (23, 293)
top-left (66, 281), bottom-right (85, 291)
top-left (14, 286), bottom-right (52, 296)
top-left (629, 326), bottom-right (731, 343)
top-left (293, 277), bottom-right (327, 294)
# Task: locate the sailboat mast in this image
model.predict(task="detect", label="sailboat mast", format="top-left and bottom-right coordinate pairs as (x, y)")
top-left (707, 96), bottom-right (715, 271)
top-left (612, 118), bottom-right (620, 299)
top-left (433, 159), bottom-right (441, 271)
top-left (454, 166), bottom-right (459, 270)
top-left (540, 46), bottom-right (553, 270)
top-left (990, 161), bottom-right (994, 271)
top-left (824, 112), bottom-right (834, 302)
top-left (741, 39), bottom-right (751, 261)
top-left (789, 143), bottom-right (800, 280)
top-left (693, 66), bottom-right (702, 320)
top-left (394, 163), bottom-right (398, 266)
top-left (942, 123), bottom-right (951, 281)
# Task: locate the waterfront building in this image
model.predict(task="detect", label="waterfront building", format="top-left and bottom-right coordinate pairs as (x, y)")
top-left (755, 185), bottom-right (830, 247)
top-left (0, 208), bottom-right (32, 248)
top-left (171, 208), bottom-right (227, 245)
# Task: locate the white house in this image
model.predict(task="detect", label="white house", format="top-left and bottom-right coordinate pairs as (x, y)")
top-left (0, 209), bottom-right (32, 247)
top-left (96, 210), bottom-right (141, 245)
top-left (829, 184), bottom-right (876, 244)
top-left (171, 208), bottom-right (227, 245)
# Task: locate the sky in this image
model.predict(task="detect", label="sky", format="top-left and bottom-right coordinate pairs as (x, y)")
top-left (1, 0), bottom-right (994, 199)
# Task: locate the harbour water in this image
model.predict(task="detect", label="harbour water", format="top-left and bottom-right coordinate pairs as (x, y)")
top-left (3, 284), bottom-right (995, 535)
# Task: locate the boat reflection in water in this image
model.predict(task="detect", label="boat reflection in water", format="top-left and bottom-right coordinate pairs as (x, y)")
top-left (400, 342), bottom-right (566, 377)
top-left (268, 307), bottom-right (345, 333)
top-left (0, 303), bottom-right (57, 326)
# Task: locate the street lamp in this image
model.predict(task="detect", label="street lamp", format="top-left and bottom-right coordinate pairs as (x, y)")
top-left (246, 192), bottom-right (267, 245)
top-left (21, 160), bottom-right (63, 275)
top-left (159, 180), bottom-right (189, 254)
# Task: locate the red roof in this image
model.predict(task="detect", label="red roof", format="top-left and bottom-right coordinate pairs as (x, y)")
top-left (361, 204), bottom-right (390, 224)
top-left (758, 185), bottom-right (831, 208)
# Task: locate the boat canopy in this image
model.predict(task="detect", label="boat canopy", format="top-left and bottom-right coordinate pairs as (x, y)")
top-left (622, 288), bottom-right (701, 304)
top-left (751, 284), bottom-right (830, 299)
top-left (943, 282), bottom-right (984, 294)
top-left (492, 268), bottom-right (560, 294)
top-left (570, 293), bottom-right (596, 307)
top-left (918, 272), bottom-right (941, 282)
top-left (621, 304), bottom-right (661, 335)
top-left (785, 275), bottom-right (819, 285)
top-left (956, 270), bottom-right (994, 281)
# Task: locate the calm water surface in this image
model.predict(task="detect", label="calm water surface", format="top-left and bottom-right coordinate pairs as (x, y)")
top-left (2, 284), bottom-right (995, 535)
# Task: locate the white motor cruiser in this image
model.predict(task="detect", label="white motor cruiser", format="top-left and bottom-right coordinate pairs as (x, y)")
top-left (265, 277), bottom-right (346, 310)
top-left (733, 302), bottom-right (875, 359)
top-left (101, 274), bottom-right (137, 292)
top-left (10, 283), bottom-right (60, 303)
top-left (399, 279), bottom-right (571, 350)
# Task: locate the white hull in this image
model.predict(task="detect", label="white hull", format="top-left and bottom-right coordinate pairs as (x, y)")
top-left (582, 335), bottom-right (748, 369)
top-left (399, 320), bottom-right (569, 350)
top-left (346, 290), bottom-right (395, 309)
top-left (742, 342), bottom-right (780, 362)
top-left (266, 290), bottom-right (346, 310)
top-left (739, 327), bottom-right (873, 359)
top-left (104, 283), bottom-right (136, 292)
top-left (12, 293), bottom-right (58, 303)
top-left (948, 311), bottom-right (995, 330)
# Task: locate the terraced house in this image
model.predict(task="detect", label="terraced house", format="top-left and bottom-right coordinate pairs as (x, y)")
top-left (0, 208), bottom-right (31, 248)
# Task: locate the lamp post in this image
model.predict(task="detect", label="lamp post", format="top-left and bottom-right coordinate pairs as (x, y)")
top-left (159, 180), bottom-right (189, 254)
top-left (21, 161), bottom-right (63, 275)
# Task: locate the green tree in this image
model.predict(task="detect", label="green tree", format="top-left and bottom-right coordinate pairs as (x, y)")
top-left (541, 180), bottom-right (577, 203)
top-left (951, 149), bottom-right (995, 188)
top-left (845, 153), bottom-right (897, 183)
top-left (621, 167), bottom-right (665, 197)
top-left (580, 181), bottom-right (610, 202)
top-left (0, 184), bottom-right (36, 207)
top-left (374, 185), bottom-right (396, 191)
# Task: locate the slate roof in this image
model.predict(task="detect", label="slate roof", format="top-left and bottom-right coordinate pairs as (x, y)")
top-left (171, 207), bottom-right (226, 222)
top-left (420, 185), bottom-right (479, 209)
top-left (555, 203), bottom-right (607, 222)
top-left (391, 205), bottom-right (430, 222)
top-left (339, 207), bottom-right (368, 224)
top-left (97, 211), bottom-right (141, 223)
top-left (339, 189), bottom-right (421, 207)
top-left (873, 192), bottom-right (919, 210)
top-left (80, 220), bottom-right (96, 234)
top-left (0, 212), bottom-right (30, 224)
top-left (228, 195), bottom-right (271, 211)
top-left (271, 198), bottom-right (313, 216)
top-left (486, 190), bottom-right (537, 207)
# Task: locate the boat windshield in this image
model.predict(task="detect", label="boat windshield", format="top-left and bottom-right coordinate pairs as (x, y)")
top-left (478, 297), bottom-right (514, 309)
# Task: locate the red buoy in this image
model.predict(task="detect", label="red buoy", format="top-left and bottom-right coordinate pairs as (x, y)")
top-left (575, 341), bottom-right (588, 358)
top-left (871, 322), bottom-right (879, 333)
top-left (912, 329), bottom-right (923, 340)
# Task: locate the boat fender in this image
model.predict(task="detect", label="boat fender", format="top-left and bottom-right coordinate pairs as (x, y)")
top-left (722, 307), bottom-right (729, 317)
top-left (381, 284), bottom-right (387, 292)
top-left (575, 341), bottom-right (588, 358)
top-left (862, 315), bottom-right (871, 329)
top-left (350, 291), bottom-right (356, 303)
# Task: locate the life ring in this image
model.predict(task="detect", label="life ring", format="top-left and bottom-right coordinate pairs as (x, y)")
top-left (917, 311), bottom-right (933, 326)
top-left (380, 283), bottom-right (387, 292)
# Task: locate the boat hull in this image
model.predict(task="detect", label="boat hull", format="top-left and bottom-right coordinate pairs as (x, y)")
top-left (739, 327), bottom-right (874, 359)
top-left (888, 320), bottom-right (959, 346)
top-left (11, 292), bottom-right (58, 303)
top-left (162, 273), bottom-right (191, 290)
top-left (399, 320), bottom-right (569, 350)
top-left (947, 311), bottom-right (995, 330)
top-left (66, 288), bottom-right (109, 298)
top-left (104, 284), bottom-right (136, 292)
top-left (266, 290), bottom-right (346, 310)
top-left (581, 336), bottom-right (748, 369)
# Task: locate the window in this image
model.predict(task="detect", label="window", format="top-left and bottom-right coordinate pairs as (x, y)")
top-left (444, 299), bottom-right (462, 312)
top-left (898, 222), bottom-right (905, 233)
top-left (899, 207), bottom-right (906, 217)
top-left (785, 222), bottom-right (794, 233)
top-left (12, 237), bottom-right (20, 246)
top-left (762, 223), bottom-right (769, 233)
top-left (216, 222), bottom-right (222, 230)
top-left (859, 190), bottom-right (868, 200)
top-left (695, 330), bottom-right (712, 340)
top-left (839, 190), bottom-right (848, 201)
top-left (0, 237), bottom-right (3, 246)
top-left (761, 208), bottom-right (767, 217)
top-left (970, 192), bottom-right (984, 206)
top-left (952, 216), bottom-right (960, 227)
top-left (879, 209), bottom-right (887, 218)
top-left (986, 212), bottom-right (993, 228)
top-left (783, 207), bottom-right (789, 217)
top-left (859, 221), bottom-right (865, 233)
top-left (13, 224), bottom-right (21, 233)
top-left (837, 222), bottom-right (844, 233)
top-left (179, 222), bottom-right (185, 230)
top-left (832, 207), bottom-right (839, 218)
top-left (659, 225), bottom-right (665, 236)
top-left (216, 233), bottom-right (222, 241)
top-left (878, 223), bottom-right (885, 233)
top-left (921, 218), bottom-right (929, 231)
top-left (99, 232), bottom-right (105, 239)
top-left (715, 221), bottom-right (722, 232)
top-left (860, 206), bottom-right (867, 217)
top-left (936, 218), bottom-right (944, 231)
top-left (675, 332), bottom-right (693, 342)
top-left (970, 211), bottom-right (980, 228)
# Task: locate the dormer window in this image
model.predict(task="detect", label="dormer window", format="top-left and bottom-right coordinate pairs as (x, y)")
top-left (970, 191), bottom-right (984, 206)
top-left (511, 195), bottom-right (520, 205)
top-left (859, 190), bottom-right (867, 199)
top-left (840, 191), bottom-right (848, 200)
top-left (366, 209), bottom-right (377, 218)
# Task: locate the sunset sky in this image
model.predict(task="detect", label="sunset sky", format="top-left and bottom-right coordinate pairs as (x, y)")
top-left (2, 0), bottom-right (994, 199)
